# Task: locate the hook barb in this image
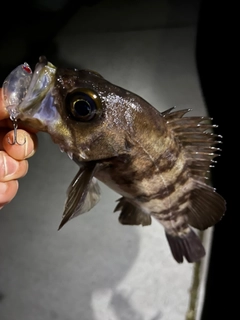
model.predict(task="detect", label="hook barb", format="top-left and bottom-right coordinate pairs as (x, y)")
top-left (7, 118), bottom-right (26, 146)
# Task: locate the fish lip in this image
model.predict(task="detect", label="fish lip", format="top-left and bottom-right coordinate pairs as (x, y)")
top-left (37, 55), bottom-right (48, 66)
top-left (30, 56), bottom-right (48, 80)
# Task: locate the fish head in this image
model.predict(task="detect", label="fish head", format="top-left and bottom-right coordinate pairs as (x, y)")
top-left (4, 56), bottom-right (163, 162)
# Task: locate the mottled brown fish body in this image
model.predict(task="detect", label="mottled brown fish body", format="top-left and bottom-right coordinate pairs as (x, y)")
top-left (96, 117), bottom-right (195, 248)
top-left (11, 57), bottom-right (226, 263)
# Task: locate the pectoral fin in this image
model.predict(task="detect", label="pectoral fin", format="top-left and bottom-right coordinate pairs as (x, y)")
top-left (58, 163), bottom-right (101, 230)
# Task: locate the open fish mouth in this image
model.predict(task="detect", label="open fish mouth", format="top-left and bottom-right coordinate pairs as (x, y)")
top-left (2, 56), bottom-right (57, 126)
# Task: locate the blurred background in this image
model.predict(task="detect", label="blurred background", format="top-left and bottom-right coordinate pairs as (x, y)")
top-left (0, 1), bottom-right (232, 319)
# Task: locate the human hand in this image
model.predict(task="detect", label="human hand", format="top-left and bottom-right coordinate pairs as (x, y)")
top-left (0, 88), bottom-right (38, 208)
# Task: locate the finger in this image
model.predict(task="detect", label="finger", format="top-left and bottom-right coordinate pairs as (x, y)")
top-left (0, 151), bottom-right (29, 182)
top-left (0, 88), bottom-right (9, 120)
top-left (2, 129), bottom-right (38, 160)
top-left (0, 180), bottom-right (19, 208)
top-left (0, 129), bottom-right (10, 150)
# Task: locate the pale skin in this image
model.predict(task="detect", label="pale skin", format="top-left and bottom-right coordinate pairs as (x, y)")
top-left (0, 88), bottom-right (38, 208)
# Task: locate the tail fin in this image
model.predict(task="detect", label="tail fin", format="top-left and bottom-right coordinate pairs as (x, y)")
top-left (165, 228), bottom-right (205, 263)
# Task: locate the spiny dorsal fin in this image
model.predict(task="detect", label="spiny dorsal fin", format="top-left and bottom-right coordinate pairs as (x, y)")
top-left (161, 106), bottom-right (176, 116)
top-left (163, 108), bottom-right (222, 182)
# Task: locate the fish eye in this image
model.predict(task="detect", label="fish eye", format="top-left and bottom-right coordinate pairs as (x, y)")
top-left (66, 89), bottom-right (102, 121)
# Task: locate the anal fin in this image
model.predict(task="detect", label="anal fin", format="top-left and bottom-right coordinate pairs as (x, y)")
top-left (166, 228), bottom-right (205, 263)
top-left (114, 197), bottom-right (152, 226)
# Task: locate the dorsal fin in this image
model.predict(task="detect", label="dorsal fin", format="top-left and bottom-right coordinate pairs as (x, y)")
top-left (161, 106), bottom-right (176, 116)
top-left (163, 108), bottom-right (222, 182)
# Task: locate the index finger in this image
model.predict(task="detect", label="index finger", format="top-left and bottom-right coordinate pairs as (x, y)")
top-left (3, 129), bottom-right (38, 160)
top-left (0, 88), bottom-right (9, 120)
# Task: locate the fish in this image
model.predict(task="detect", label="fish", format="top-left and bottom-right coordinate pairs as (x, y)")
top-left (2, 56), bottom-right (226, 263)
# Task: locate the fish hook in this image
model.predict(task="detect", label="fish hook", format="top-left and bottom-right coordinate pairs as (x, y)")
top-left (7, 117), bottom-right (26, 146)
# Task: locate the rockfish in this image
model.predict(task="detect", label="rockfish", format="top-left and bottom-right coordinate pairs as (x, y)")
top-left (2, 56), bottom-right (226, 263)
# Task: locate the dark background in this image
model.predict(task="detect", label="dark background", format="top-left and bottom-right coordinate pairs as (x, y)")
top-left (0, 1), bottom-right (233, 319)
top-left (196, 1), bottom-right (234, 319)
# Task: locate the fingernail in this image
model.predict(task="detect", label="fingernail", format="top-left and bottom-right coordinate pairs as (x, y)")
top-left (24, 136), bottom-right (29, 158)
top-left (3, 155), bottom-right (19, 177)
top-left (21, 133), bottom-right (34, 158)
top-left (16, 132), bottom-right (30, 158)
